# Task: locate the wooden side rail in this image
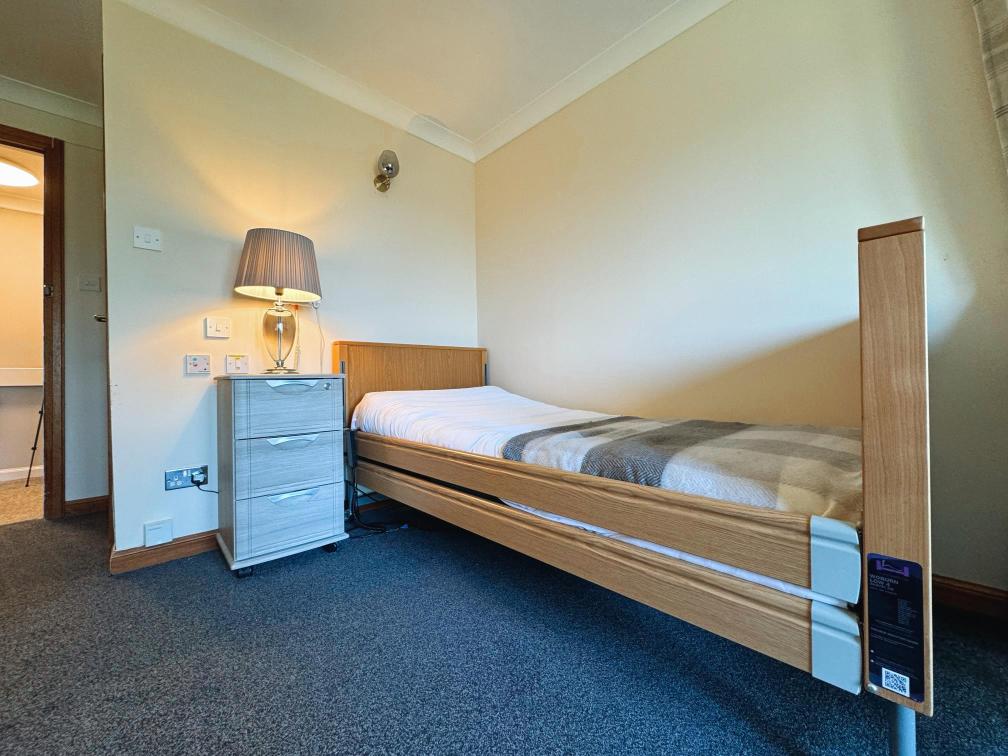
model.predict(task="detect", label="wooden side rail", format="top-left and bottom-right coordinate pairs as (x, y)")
top-left (858, 217), bottom-right (933, 716)
top-left (356, 432), bottom-right (814, 588)
top-left (358, 460), bottom-right (815, 673)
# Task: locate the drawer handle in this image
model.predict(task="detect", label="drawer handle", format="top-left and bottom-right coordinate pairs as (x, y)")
top-left (265, 379), bottom-right (319, 391)
top-left (266, 434), bottom-right (320, 448)
top-left (268, 487), bottom-right (321, 504)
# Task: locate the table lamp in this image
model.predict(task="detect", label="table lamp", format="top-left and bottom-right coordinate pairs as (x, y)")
top-left (233, 228), bottom-right (321, 373)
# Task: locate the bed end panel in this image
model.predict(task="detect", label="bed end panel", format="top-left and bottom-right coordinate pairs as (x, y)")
top-left (334, 341), bottom-right (487, 426)
top-left (858, 217), bottom-right (932, 716)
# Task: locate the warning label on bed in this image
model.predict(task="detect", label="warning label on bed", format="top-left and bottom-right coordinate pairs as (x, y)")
top-left (867, 553), bottom-right (925, 702)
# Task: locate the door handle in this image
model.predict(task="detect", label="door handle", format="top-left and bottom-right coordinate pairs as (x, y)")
top-left (94, 314), bottom-right (107, 323)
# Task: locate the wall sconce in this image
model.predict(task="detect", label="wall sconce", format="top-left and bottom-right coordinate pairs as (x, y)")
top-left (373, 149), bottom-right (400, 192)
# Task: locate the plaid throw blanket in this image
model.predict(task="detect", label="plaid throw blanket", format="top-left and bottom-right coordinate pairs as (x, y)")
top-left (502, 416), bottom-right (862, 521)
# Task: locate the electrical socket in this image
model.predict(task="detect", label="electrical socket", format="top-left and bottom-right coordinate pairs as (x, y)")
top-left (165, 465), bottom-right (209, 491)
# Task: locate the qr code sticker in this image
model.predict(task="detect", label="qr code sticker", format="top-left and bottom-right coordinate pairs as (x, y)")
top-left (882, 668), bottom-right (910, 697)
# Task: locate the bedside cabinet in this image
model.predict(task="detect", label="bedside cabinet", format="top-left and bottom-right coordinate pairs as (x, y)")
top-left (215, 374), bottom-right (348, 574)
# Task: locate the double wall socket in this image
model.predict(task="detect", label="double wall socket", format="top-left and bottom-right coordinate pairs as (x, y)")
top-left (165, 465), bottom-right (209, 491)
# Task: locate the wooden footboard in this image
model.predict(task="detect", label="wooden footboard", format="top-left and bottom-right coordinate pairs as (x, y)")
top-left (858, 218), bottom-right (933, 715)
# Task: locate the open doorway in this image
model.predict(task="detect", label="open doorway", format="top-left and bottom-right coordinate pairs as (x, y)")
top-left (0, 124), bottom-right (64, 523)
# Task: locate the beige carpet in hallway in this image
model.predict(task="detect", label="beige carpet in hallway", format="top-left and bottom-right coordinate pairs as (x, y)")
top-left (0, 479), bottom-right (43, 526)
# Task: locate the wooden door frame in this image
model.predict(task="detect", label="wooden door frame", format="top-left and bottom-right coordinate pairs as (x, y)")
top-left (0, 123), bottom-right (65, 520)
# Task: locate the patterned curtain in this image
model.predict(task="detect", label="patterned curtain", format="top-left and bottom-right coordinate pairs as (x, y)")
top-left (974, 0), bottom-right (1008, 171)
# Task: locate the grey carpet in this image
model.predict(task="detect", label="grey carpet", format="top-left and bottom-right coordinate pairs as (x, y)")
top-left (0, 513), bottom-right (1004, 755)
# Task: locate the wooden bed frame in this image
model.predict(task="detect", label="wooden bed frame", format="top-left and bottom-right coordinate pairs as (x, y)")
top-left (334, 218), bottom-right (932, 742)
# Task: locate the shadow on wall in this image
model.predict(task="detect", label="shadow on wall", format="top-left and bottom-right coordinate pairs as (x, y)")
top-left (929, 300), bottom-right (1008, 590)
top-left (608, 321), bottom-right (861, 428)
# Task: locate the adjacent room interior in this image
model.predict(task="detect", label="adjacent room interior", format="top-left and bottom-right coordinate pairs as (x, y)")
top-left (0, 1), bottom-right (1005, 754)
top-left (0, 143), bottom-right (44, 524)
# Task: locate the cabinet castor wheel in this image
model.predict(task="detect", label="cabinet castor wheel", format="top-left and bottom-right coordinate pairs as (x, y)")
top-left (321, 543), bottom-right (338, 553)
top-left (235, 566), bottom-right (254, 578)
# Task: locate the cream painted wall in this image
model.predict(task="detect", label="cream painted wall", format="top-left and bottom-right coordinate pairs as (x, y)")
top-left (0, 206), bottom-right (43, 476)
top-left (102, 2), bottom-right (477, 550)
top-left (476, 0), bottom-right (1008, 589)
top-left (0, 99), bottom-right (108, 501)
top-left (0, 207), bottom-right (42, 366)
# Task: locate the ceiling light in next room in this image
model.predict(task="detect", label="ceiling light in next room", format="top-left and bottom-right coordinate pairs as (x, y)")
top-left (0, 159), bottom-right (39, 187)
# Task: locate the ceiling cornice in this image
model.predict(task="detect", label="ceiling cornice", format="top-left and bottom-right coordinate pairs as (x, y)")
top-left (0, 189), bottom-right (43, 215)
top-left (472, 0), bottom-right (734, 160)
top-left (119, 0), bottom-right (733, 164)
top-left (118, 0), bottom-right (475, 161)
top-left (0, 75), bottom-right (103, 128)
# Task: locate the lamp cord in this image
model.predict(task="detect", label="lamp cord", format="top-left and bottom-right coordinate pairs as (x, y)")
top-left (313, 301), bottom-right (325, 372)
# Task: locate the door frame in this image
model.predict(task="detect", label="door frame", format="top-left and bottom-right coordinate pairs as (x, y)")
top-left (0, 123), bottom-right (65, 520)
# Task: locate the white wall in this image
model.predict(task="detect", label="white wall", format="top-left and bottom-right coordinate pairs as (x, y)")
top-left (476, 0), bottom-right (1008, 589)
top-left (0, 97), bottom-right (109, 502)
top-left (102, 2), bottom-right (477, 550)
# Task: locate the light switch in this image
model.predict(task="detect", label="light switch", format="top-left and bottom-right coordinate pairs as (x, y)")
top-left (225, 354), bottom-right (250, 374)
top-left (78, 274), bottom-right (102, 292)
top-left (185, 354), bottom-right (211, 375)
top-left (204, 316), bottom-right (232, 339)
top-left (133, 225), bottom-right (162, 251)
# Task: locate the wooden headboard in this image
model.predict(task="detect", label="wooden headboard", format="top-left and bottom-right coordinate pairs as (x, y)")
top-left (333, 341), bottom-right (488, 424)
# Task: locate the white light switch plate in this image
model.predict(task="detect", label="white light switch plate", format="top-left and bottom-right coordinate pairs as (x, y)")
top-left (78, 274), bottom-right (102, 292)
top-left (185, 354), bottom-right (211, 375)
top-left (144, 519), bottom-right (173, 547)
top-left (204, 316), bottom-right (232, 339)
top-left (225, 354), bottom-right (250, 374)
top-left (133, 225), bottom-right (162, 251)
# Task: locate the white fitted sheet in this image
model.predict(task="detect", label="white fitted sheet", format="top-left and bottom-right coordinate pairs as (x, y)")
top-left (352, 385), bottom-right (607, 458)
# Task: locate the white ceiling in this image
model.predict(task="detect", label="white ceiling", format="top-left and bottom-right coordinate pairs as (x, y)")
top-left (0, 0), bottom-right (102, 105)
top-left (197, 0), bottom-right (676, 141)
top-left (0, 0), bottom-right (731, 160)
top-left (128, 0), bottom-right (732, 160)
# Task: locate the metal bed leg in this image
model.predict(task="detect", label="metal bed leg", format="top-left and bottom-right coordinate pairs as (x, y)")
top-left (887, 701), bottom-right (916, 756)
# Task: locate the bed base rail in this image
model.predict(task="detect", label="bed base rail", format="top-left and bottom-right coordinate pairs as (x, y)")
top-left (358, 459), bottom-right (862, 694)
top-left (356, 433), bottom-right (862, 602)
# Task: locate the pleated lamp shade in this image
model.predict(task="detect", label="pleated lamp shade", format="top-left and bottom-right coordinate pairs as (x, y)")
top-left (233, 228), bottom-right (322, 303)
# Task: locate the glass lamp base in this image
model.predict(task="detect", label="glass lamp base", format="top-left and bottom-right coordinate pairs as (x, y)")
top-left (264, 365), bottom-right (298, 374)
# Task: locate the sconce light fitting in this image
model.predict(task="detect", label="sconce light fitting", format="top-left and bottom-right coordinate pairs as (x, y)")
top-left (374, 149), bottom-right (400, 192)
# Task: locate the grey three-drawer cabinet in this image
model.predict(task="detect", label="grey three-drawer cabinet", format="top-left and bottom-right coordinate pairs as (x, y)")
top-left (215, 374), bottom-right (348, 573)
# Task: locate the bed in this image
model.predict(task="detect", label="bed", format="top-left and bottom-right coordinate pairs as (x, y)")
top-left (334, 217), bottom-right (932, 753)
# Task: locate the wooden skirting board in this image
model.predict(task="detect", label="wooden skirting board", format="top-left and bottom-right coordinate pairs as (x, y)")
top-left (109, 529), bottom-right (218, 575)
top-left (933, 575), bottom-right (1008, 619)
top-left (64, 495), bottom-right (109, 516)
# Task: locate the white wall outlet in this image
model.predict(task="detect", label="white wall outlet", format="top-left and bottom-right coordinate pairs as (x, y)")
top-left (204, 316), bottom-right (232, 339)
top-left (78, 274), bottom-right (102, 292)
top-left (225, 354), bottom-right (250, 374)
top-left (185, 354), bottom-right (211, 375)
top-left (133, 225), bottom-right (162, 251)
top-left (143, 519), bottom-right (173, 547)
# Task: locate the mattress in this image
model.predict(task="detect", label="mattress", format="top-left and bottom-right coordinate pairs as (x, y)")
top-left (352, 385), bottom-right (862, 520)
top-left (352, 385), bottom-right (860, 607)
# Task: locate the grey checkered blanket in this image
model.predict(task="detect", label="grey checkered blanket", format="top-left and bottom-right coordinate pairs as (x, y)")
top-left (502, 416), bottom-right (862, 521)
